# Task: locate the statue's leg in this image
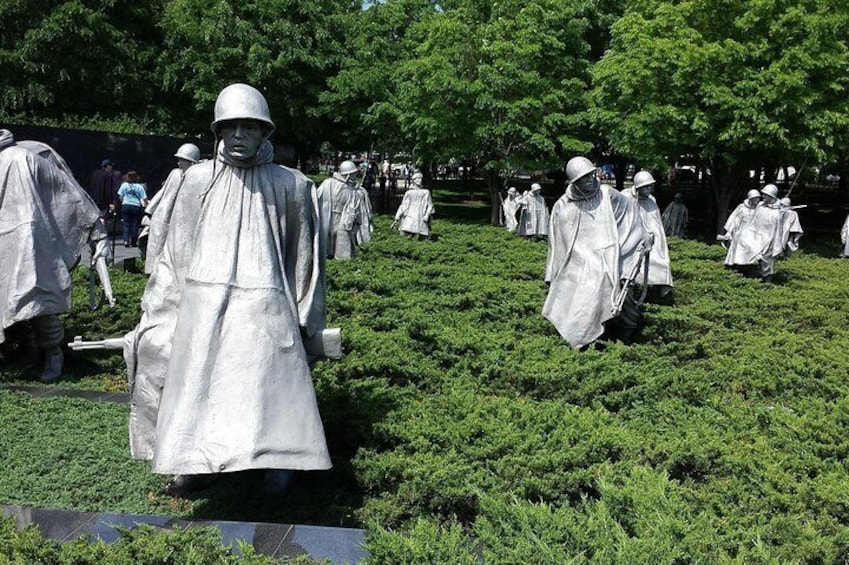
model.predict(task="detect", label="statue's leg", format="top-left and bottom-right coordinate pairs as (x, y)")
top-left (31, 315), bottom-right (64, 383)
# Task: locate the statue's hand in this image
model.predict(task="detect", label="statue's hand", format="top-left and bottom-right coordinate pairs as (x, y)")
top-left (92, 237), bottom-right (112, 263)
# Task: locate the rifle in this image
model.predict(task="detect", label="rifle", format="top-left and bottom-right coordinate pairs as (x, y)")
top-left (611, 241), bottom-right (651, 317)
top-left (785, 162), bottom-right (806, 198)
top-left (68, 335), bottom-right (125, 351)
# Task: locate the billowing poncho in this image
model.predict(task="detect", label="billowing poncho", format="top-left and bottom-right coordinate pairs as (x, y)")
top-left (127, 141), bottom-right (331, 474)
top-left (501, 195), bottom-right (521, 232)
top-left (777, 208), bottom-right (803, 256)
top-left (543, 184), bottom-right (646, 348)
top-left (842, 215), bottom-right (849, 257)
top-left (356, 186), bottom-right (374, 245)
top-left (517, 191), bottom-right (549, 236)
top-left (143, 167), bottom-right (183, 274)
top-left (317, 175), bottom-right (362, 259)
top-left (724, 203), bottom-right (783, 266)
top-left (662, 201), bottom-right (688, 237)
top-left (622, 188), bottom-right (673, 290)
top-left (395, 187), bottom-right (434, 236)
top-left (0, 130), bottom-right (101, 343)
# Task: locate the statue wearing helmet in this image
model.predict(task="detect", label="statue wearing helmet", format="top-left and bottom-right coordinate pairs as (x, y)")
top-left (394, 170), bottom-right (434, 238)
top-left (125, 83), bottom-right (335, 496)
top-left (0, 129), bottom-right (112, 383)
top-left (543, 157), bottom-right (652, 348)
top-left (516, 183), bottom-right (549, 238)
top-left (622, 171), bottom-right (673, 294)
top-left (140, 142), bottom-right (202, 271)
top-left (316, 160), bottom-right (366, 259)
top-left (500, 187), bottom-right (521, 232)
top-left (662, 192), bottom-right (689, 237)
top-left (777, 196), bottom-right (804, 257)
top-left (720, 183), bottom-right (786, 281)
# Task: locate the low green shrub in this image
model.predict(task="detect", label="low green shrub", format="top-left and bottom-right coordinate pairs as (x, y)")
top-left (0, 516), bottom-right (320, 564)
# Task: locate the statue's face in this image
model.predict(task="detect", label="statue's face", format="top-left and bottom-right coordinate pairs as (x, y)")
top-left (177, 158), bottom-right (193, 172)
top-left (220, 119), bottom-right (266, 160)
top-left (574, 174), bottom-right (598, 194)
top-left (747, 196), bottom-right (760, 207)
top-left (637, 185), bottom-right (653, 199)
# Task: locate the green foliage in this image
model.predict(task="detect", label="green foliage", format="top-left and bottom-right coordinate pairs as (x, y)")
top-left (0, 0), bottom-right (166, 126)
top-left (0, 516), bottom-right (319, 563)
top-left (3, 214), bottom-right (849, 562)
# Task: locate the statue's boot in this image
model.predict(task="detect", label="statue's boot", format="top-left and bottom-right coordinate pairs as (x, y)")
top-left (40, 347), bottom-right (63, 383)
top-left (163, 474), bottom-right (217, 496)
top-left (263, 469), bottom-right (295, 496)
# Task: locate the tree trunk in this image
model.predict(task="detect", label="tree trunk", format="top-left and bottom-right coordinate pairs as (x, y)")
top-left (711, 156), bottom-right (750, 232)
top-left (486, 168), bottom-right (503, 226)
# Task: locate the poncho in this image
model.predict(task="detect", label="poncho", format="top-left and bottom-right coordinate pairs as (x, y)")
top-left (662, 201), bottom-right (688, 237)
top-left (622, 188), bottom-right (673, 290)
top-left (127, 140), bottom-right (331, 474)
top-left (724, 203), bottom-right (783, 266)
top-left (0, 130), bottom-right (101, 344)
top-left (543, 184), bottom-right (646, 348)
top-left (517, 192), bottom-right (549, 236)
top-left (317, 175), bottom-right (362, 259)
top-left (395, 187), bottom-right (434, 236)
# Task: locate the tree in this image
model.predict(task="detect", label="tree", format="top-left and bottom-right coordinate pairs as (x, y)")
top-left (591, 0), bottom-right (849, 229)
top-left (0, 0), bottom-right (165, 129)
top-left (319, 0), bottom-right (440, 154)
top-left (158, 0), bottom-right (355, 160)
top-left (366, 0), bottom-right (596, 224)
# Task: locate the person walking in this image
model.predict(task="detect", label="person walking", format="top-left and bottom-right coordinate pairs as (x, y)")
top-left (117, 171), bottom-right (148, 247)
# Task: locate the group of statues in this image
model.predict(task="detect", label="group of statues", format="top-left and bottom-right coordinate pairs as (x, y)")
top-left (718, 185), bottom-right (804, 282)
top-left (0, 83), bottom-right (442, 498)
top-left (543, 158), bottom-right (671, 348)
top-left (0, 80), bottom-right (825, 497)
top-left (500, 183), bottom-right (550, 238)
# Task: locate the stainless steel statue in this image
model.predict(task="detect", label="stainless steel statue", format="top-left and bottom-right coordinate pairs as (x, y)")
top-left (719, 185), bottom-right (784, 282)
top-left (778, 197), bottom-right (804, 257)
top-left (500, 187), bottom-right (521, 232)
top-left (543, 157), bottom-right (651, 348)
top-left (0, 129), bottom-right (113, 383)
top-left (141, 143), bottom-right (200, 273)
top-left (662, 193), bottom-right (688, 237)
top-left (393, 171), bottom-right (435, 237)
top-left (122, 84), bottom-right (338, 495)
top-left (622, 171), bottom-right (673, 295)
top-left (517, 183), bottom-right (549, 238)
top-left (317, 160), bottom-right (365, 259)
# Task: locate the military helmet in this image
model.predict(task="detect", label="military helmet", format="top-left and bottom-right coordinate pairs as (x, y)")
top-left (780, 197), bottom-right (791, 207)
top-left (746, 189), bottom-right (761, 199)
top-left (565, 157), bottom-right (597, 184)
top-left (174, 143), bottom-right (200, 163)
top-left (761, 184), bottom-right (779, 199)
top-left (632, 171), bottom-right (656, 190)
top-left (412, 171), bottom-right (423, 184)
top-left (338, 160), bottom-right (358, 176)
top-left (211, 83), bottom-right (275, 133)
top-left (507, 186), bottom-right (518, 194)
top-left (530, 183), bottom-right (542, 192)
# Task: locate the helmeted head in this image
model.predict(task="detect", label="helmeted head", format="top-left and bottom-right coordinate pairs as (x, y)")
top-left (530, 183), bottom-right (542, 193)
top-left (175, 143), bottom-right (200, 164)
top-left (211, 84), bottom-right (275, 162)
top-left (632, 171), bottom-right (656, 198)
top-left (211, 84), bottom-right (275, 135)
top-left (674, 192), bottom-right (683, 201)
top-left (507, 186), bottom-right (518, 196)
top-left (761, 184), bottom-right (779, 200)
top-left (780, 197), bottom-right (791, 208)
top-left (411, 171), bottom-right (424, 187)
top-left (338, 160), bottom-right (359, 183)
top-left (746, 189), bottom-right (761, 205)
top-left (565, 157), bottom-right (597, 185)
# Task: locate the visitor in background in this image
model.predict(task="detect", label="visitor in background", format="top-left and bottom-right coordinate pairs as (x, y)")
top-left (117, 170), bottom-right (148, 247)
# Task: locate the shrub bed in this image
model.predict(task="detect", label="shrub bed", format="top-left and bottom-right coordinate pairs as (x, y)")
top-left (1, 213), bottom-right (848, 563)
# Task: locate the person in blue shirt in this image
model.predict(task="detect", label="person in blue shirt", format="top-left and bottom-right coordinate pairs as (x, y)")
top-left (117, 170), bottom-right (148, 247)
